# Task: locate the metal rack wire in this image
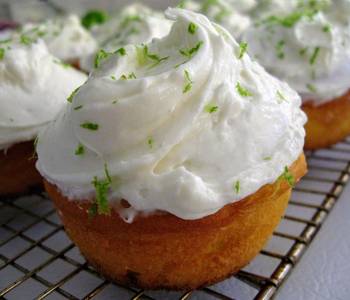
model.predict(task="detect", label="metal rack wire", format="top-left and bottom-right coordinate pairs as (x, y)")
top-left (1, 139), bottom-right (350, 300)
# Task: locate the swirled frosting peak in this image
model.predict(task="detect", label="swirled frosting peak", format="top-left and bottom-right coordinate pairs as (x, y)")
top-left (0, 39), bottom-right (87, 149)
top-left (244, 0), bottom-right (350, 104)
top-left (37, 8), bottom-right (306, 222)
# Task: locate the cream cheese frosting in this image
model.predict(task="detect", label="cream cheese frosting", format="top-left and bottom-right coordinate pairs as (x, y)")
top-left (244, 0), bottom-right (350, 104)
top-left (36, 8), bottom-right (306, 222)
top-left (80, 4), bottom-right (173, 72)
top-left (21, 15), bottom-right (98, 62)
top-left (0, 39), bottom-right (87, 150)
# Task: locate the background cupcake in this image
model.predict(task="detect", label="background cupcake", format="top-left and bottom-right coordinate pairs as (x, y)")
top-left (0, 38), bottom-right (87, 196)
top-left (37, 8), bottom-right (306, 289)
top-left (80, 3), bottom-right (173, 72)
top-left (243, 0), bottom-right (350, 149)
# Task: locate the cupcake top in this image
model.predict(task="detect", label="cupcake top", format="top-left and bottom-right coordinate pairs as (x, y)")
top-left (36, 8), bottom-right (305, 222)
top-left (80, 4), bottom-right (173, 72)
top-left (181, 0), bottom-right (252, 39)
top-left (243, 0), bottom-right (350, 104)
top-left (20, 15), bottom-right (98, 62)
top-left (0, 39), bottom-right (87, 150)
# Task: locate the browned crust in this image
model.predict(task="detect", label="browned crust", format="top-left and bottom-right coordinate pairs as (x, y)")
top-left (303, 90), bottom-right (350, 150)
top-left (45, 154), bottom-right (306, 290)
top-left (0, 141), bottom-right (43, 197)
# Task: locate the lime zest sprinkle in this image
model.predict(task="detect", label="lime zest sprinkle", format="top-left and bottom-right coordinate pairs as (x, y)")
top-left (94, 49), bottom-right (110, 68)
top-left (147, 137), bottom-right (154, 149)
top-left (234, 180), bottom-right (240, 194)
top-left (204, 104), bottom-right (219, 113)
top-left (80, 122), bottom-right (99, 130)
top-left (179, 41), bottom-right (204, 58)
top-left (277, 90), bottom-right (287, 103)
top-left (322, 24), bottom-right (331, 32)
top-left (306, 83), bottom-right (317, 93)
top-left (279, 166), bottom-right (295, 187)
top-left (53, 59), bottom-right (71, 68)
top-left (236, 82), bottom-right (253, 97)
top-left (75, 143), bottom-right (85, 155)
top-left (111, 75), bottom-right (116, 80)
top-left (263, 156), bottom-right (272, 161)
top-left (20, 34), bottom-right (34, 45)
top-left (74, 105), bottom-right (83, 111)
top-left (67, 87), bottom-right (80, 103)
top-left (91, 176), bottom-right (111, 215)
top-left (0, 48), bottom-right (4, 60)
top-left (120, 72), bottom-right (136, 80)
top-left (183, 69), bottom-right (193, 93)
top-left (309, 47), bottom-right (320, 65)
top-left (238, 42), bottom-right (248, 59)
top-left (188, 22), bottom-right (197, 34)
top-left (81, 10), bottom-right (108, 29)
top-left (276, 40), bottom-right (285, 59)
top-left (115, 47), bottom-right (126, 56)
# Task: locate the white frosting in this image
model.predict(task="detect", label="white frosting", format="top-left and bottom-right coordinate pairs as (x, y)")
top-left (21, 15), bottom-right (98, 62)
top-left (0, 39), bottom-right (87, 149)
top-left (37, 8), bottom-right (306, 222)
top-left (244, 0), bottom-right (350, 104)
top-left (0, 29), bottom-right (14, 42)
top-left (80, 4), bottom-right (173, 72)
top-left (181, 0), bottom-right (252, 39)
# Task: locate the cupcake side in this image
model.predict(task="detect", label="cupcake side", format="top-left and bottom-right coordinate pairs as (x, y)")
top-left (37, 8), bottom-right (307, 289)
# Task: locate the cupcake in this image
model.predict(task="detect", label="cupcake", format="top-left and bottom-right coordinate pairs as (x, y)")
top-left (0, 38), bottom-right (87, 196)
top-left (244, 0), bottom-right (350, 149)
top-left (20, 14), bottom-right (98, 66)
top-left (80, 4), bottom-right (173, 72)
top-left (180, 0), bottom-right (253, 40)
top-left (37, 8), bottom-right (306, 289)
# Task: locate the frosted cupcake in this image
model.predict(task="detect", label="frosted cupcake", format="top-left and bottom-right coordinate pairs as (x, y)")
top-left (37, 8), bottom-right (306, 289)
top-left (20, 15), bottom-right (98, 65)
top-left (244, 0), bottom-right (350, 149)
top-left (0, 38), bottom-right (86, 196)
top-left (80, 4), bottom-right (173, 72)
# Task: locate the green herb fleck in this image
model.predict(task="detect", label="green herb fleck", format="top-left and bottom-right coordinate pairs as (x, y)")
top-left (82, 10), bottom-right (108, 29)
top-left (309, 47), bottom-right (320, 65)
top-left (238, 42), bottom-right (248, 59)
top-left (74, 105), bottom-right (83, 111)
top-left (183, 69), bottom-right (193, 93)
top-left (75, 143), bottom-right (85, 155)
top-left (188, 22), bottom-right (197, 34)
top-left (204, 104), bottom-right (219, 113)
top-left (236, 82), bottom-right (253, 97)
top-left (279, 166), bottom-right (295, 187)
top-left (67, 87), bottom-right (80, 103)
top-left (276, 40), bottom-right (285, 59)
top-left (306, 83), bottom-right (317, 93)
top-left (80, 122), bottom-right (99, 131)
top-left (234, 180), bottom-right (240, 194)
top-left (0, 48), bottom-right (4, 60)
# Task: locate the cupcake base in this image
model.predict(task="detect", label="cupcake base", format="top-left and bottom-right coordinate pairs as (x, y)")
top-left (45, 154), bottom-right (306, 290)
top-left (0, 141), bottom-right (43, 197)
top-left (303, 90), bottom-right (350, 150)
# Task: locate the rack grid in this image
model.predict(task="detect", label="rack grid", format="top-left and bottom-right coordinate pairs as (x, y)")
top-left (1, 139), bottom-right (350, 300)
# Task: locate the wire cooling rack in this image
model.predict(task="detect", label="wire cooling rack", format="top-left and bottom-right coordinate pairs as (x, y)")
top-left (1, 140), bottom-right (350, 300)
